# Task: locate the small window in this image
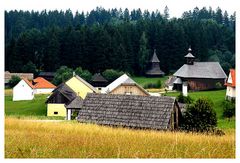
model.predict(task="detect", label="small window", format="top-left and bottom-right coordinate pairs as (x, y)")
top-left (54, 112), bottom-right (58, 115)
top-left (98, 88), bottom-right (102, 90)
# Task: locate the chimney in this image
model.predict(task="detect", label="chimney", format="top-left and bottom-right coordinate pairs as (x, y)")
top-left (73, 71), bottom-right (76, 77)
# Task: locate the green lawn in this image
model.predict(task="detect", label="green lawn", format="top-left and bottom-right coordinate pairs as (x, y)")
top-left (132, 76), bottom-right (168, 87)
top-left (4, 94), bottom-right (64, 120)
top-left (165, 90), bottom-right (235, 129)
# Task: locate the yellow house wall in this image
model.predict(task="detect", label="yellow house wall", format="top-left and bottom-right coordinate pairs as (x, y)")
top-left (111, 85), bottom-right (148, 96)
top-left (66, 77), bottom-right (94, 99)
top-left (47, 104), bottom-right (66, 117)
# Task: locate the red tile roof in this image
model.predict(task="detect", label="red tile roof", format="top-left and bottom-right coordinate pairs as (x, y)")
top-left (33, 77), bottom-right (56, 89)
top-left (23, 77), bottom-right (56, 89)
top-left (225, 69), bottom-right (235, 87)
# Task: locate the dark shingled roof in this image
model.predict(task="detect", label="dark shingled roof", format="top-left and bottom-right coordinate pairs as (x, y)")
top-left (150, 49), bottom-right (160, 63)
top-left (39, 72), bottom-right (56, 76)
top-left (173, 62), bottom-right (227, 79)
top-left (65, 96), bottom-right (83, 109)
top-left (145, 66), bottom-right (165, 76)
top-left (91, 73), bottom-right (108, 82)
top-left (46, 83), bottom-right (76, 103)
top-left (78, 93), bottom-right (179, 130)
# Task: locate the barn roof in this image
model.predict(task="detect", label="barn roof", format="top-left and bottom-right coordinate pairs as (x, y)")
top-left (173, 62), bottom-right (227, 79)
top-left (46, 83), bottom-right (76, 103)
top-left (65, 96), bottom-right (83, 109)
top-left (91, 73), bottom-right (108, 82)
top-left (145, 66), bottom-right (165, 76)
top-left (101, 74), bottom-right (149, 95)
top-left (38, 72), bottom-right (55, 77)
top-left (78, 93), bottom-right (179, 130)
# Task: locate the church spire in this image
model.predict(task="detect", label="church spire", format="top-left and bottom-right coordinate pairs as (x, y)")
top-left (184, 47), bottom-right (195, 65)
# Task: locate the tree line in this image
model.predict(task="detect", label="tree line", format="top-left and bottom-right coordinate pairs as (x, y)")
top-left (5, 7), bottom-right (235, 75)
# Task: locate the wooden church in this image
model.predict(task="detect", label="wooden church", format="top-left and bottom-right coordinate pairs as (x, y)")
top-left (145, 49), bottom-right (165, 77)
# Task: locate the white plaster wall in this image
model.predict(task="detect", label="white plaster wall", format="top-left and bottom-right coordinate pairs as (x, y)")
top-left (13, 80), bottom-right (34, 101)
top-left (34, 88), bottom-right (54, 94)
top-left (226, 86), bottom-right (236, 98)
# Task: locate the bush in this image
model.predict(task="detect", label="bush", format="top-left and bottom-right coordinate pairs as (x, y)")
top-left (102, 69), bottom-right (125, 82)
top-left (22, 61), bottom-right (37, 74)
top-left (75, 67), bottom-right (92, 82)
top-left (8, 75), bottom-right (21, 88)
top-left (181, 98), bottom-right (217, 132)
top-left (52, 66), bottom-right (73, 85)
top-left (177, 94), bottom-right (193, 104)
top-left (222, 100), bottom-right (235, 119)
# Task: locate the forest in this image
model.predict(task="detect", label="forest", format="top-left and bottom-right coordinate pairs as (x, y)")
top-left (5, 7), bottom-right (235, 76)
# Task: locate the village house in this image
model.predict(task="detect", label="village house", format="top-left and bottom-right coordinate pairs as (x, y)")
top-left (101, 74), bottom-right (150, 96)
top-left (5, 71), bottom-right (33, 87)
top-left (145, 49), bottom-right (165, 77)
top-left (91, 73), bottom-right (108, 91)
top-left (33, 77), bottom-right (56, 94)
top-left (46, 75), bottom-right (96, 118)
top-left (13, 79), bottom-right (34, 101)
top-left (13, 77), bottom-right (56, 101)
top-left (173, 48), bottom-right (227, 93)
top-left (78, 93), bottom-right (182, 130)
top-left (225, 69), bottom-right (236, 100)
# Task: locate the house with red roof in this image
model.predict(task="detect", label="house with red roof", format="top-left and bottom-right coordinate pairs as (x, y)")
top-left (13, 77), bottom-right (56, 101)
top-left (225, 69), bottom-right (236, 100)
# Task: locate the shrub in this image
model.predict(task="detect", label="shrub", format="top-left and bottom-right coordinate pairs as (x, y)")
top-left (222, 100), bottom-right (235, 119)
top-left (181, 98), bottom-right (217, 132)
top-left (102, 69), bottom-right (125, 82)
top-left (22, 61), bottom-right (37, 74)
top-left (177, 94), bottom-right (193, 104)
top-left (52, 66), bottom-right (73, 85)
top-left (8, 75), bottom-right (21, 88)
top-left (75, 67), bottom-right (92, 82)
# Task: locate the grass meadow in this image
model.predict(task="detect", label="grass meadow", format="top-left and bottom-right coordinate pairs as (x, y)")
top-left (132, 76), bottom-right (168, 87)
top-left (5, 117), bottom-right (235, 158)
top-left (165, 90), bottom-right (235, 129)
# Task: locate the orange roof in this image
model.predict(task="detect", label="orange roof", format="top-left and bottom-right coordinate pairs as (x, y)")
top-left (23, 78), bottom-right (35, 89)
top-left (23, 77), bottom-right (56, 89)
top-left (33, 77), bottom-right (56, 89)
top-left (225, 69), bottom-right (235, 87)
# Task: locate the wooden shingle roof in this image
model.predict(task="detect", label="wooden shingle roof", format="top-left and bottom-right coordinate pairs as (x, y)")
top-left (150, 49), bottom-right (160, 63)
top-left (78, 93), bottom-right (179, 130)
top-left (65, 96), bottom-right (83, 109)
top-left (173, 62), bottom-right (227, 79)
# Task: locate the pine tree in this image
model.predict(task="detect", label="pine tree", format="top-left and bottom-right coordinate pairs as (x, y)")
top-left (138, 32), bottom-right (149, 74)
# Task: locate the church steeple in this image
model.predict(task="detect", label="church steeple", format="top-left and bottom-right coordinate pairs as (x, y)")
top-left (184, 47), bottom-right (195, 65)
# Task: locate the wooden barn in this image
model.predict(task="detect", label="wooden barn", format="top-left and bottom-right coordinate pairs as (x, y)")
top-left (145, 49), bottom-right (165, 77)
top-left (101, 74), bottom-right (150, 96)
top-left (173, 48), bottom-right (227, 91)
top-left (78, 93), bottom-right (182, 130)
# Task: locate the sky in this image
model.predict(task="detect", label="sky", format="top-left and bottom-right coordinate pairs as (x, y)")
top-left (2, 0), bottom-right (237, 17)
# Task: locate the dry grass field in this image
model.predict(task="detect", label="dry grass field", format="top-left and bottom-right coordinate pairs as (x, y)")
top-left (5, 117), bottom-right (235, 158)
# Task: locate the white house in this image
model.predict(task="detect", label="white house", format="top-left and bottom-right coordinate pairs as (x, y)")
top-left (13, 77), bottom-right (56, 101)
top-left (225, 69), bottom-right (235, 100)
top-left (13, 79), bottom-right (34, 101)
